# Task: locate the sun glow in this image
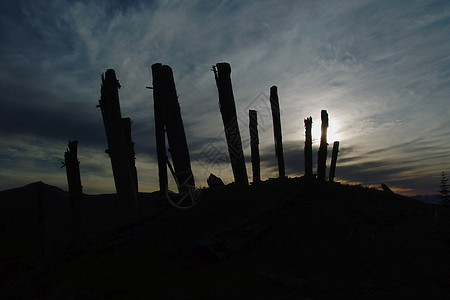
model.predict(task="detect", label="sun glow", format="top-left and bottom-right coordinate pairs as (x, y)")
top-left (312, 119), bottom-right (342, 145)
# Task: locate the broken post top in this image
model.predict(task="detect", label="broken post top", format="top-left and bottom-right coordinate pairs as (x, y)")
top-left (151, 63), bottom-right (171, 81)
top-left (152, 63), bottom-right (173, 73)
top-left (215, 62), bottom-right (231, 76)
top-left (269, 86), bottom-right (280, 115)
top-left (67, 140), bottom-right (78, 154)
top-left (65, 140), bottom-right (78, 160)
top-left (213, 62), bottom-right (238, 116)
top-left (151, 63), bottom-right (163, 89)
top-left (270, 86), bottom-right (279, 102)
top-left (102, 69), bottom-right (121, 89)
top-left (100, 68), bottom-right (123, 119)
top-left (151, 63), bottom-right (177, 95)
top-left (304, 116), bottom-right (312, 126)
top-left (321, 110), bottom-right (329, 128)
top-left (249, 109), bottom-right (257, 116)
top-left (65, 140), bottom-right (79, 163)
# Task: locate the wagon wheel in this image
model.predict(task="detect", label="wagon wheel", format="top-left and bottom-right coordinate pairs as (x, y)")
top-left (165, 158), bottom-right (201, 209)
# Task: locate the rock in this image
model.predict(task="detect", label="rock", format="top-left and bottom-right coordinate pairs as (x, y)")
top-left (207, 173), bottom-right (225, 188)
top-left (381, 183), bottom-right (395, 195)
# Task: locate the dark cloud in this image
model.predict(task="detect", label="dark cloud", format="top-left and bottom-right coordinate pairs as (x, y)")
top-left (1, 0), bottom-right (450, 195)
top-left (0, 84), bottom-right (106, 148)
top-left (257, 141), bottom-right (306, 176)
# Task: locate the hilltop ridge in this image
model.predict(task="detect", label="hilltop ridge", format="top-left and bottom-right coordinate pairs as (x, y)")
top-left (1, 178), bottom-right (450, 298)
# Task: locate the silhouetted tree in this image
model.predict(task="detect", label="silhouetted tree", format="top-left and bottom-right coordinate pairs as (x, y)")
top-left (439, 171), bottom-right (450, 204)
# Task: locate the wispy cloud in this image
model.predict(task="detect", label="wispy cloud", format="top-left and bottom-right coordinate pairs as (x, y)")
top-left (1, 0), bottom-right (449, 195)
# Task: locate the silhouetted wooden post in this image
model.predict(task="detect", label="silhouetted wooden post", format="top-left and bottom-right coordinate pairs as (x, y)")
top-left (64, 140), bottom-right (85, 248)
top-left (121, 118), bottom-right (138, 194)
top-left (36, 182), bottom-right (49, 255)
top-left (151, 64), bottom-right (168, 196)
top-left (212, 62), bottom-right (248, 185)
top-left (98, 69), bottom-right (138, 215)
top-left (157, 64), bottom-right (195, 192)
top-left (317, 110), bottom-right (329, 181)
top-left (249, 110), bottom-right (260, 184)
top-left (304, 117), bottom-right (313, 179)
top-left (270, 86), bottom-right (285, 178)
top-left (329, 141), bottom-right (339, 182)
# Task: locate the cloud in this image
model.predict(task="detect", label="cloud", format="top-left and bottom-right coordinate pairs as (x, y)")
top-left (1, 0), bottom-right (450, 195)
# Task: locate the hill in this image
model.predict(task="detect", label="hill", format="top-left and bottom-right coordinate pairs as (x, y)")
top-left (1, 178), bottom-right (450, 298)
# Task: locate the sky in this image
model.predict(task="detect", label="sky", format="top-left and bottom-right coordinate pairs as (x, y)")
top-left (0, 0), bottom-right (449, 196)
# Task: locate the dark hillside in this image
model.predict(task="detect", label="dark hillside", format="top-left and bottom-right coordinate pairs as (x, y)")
top-left (2, 178), bottom-right (450, 298)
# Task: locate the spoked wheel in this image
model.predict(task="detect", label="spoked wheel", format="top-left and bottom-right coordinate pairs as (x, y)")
top-left (165, 159), bottom-right (202, 209)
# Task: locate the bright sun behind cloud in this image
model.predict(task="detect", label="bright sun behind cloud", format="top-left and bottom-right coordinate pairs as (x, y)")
top-left (312, 118), bottom-right (341, 145)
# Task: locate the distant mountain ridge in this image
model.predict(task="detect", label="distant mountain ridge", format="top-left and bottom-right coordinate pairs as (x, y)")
top-left (412, 194), bottom-right (441, 205)
top-left (1, 181), bottom-right (443, 205)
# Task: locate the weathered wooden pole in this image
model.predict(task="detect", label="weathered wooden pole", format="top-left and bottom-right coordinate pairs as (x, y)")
top-left (269, 86), bottom-right (285, 178)
top-left (329, 141), bottom-right (340, 182)
top-left (64, 140), bottom-right (85, 248)
top-left (98, 69), bottom-right (138, 215)
top-left (212, 62), bottom-right (248, 185)
top-left (151, 64), bottom-right (168, 196)
top-left (249, 110), bottom-right (260, 184)
top-left (35, 182), bottom-right (49, 255)
top-left (304, 117), bottom-right (313, 179)
top-left (317, 110), bottom-right (329, 181)
top-left (160, 64), bottom-right (195, 192)
top-left (121, 118), bottom-right (138, 194)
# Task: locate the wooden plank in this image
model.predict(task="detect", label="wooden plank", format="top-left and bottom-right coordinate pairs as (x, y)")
top-left (269, 86), bottom-right (285, 178)
top-left (304, 117), bottom-right (313, 179)
top-left (317, 110), bottom-right (329, 181)
top-left (213, 62), bottom-right (248, 186)
top-left (159, 65), bottom-right (195, 192)
top-left (121, 118), bottom-right (139, 194)
top-left (98, 69), bottom-right (138, 215)
top-left (151, 64), bottom-right (168, 196)
top-left (249, 110), bottom-right (260, 184)
top-left (329, 141), bottom-right (339, 182)
top-left (64, 140), bottom-right (85, 248)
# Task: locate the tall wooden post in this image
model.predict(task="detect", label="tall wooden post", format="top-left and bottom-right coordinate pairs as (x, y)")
top-left (152, 63), bottom-right (195, 192)
top-left (317, 110), bottom-right (329, 181)
top-left (304, 117), bottom-right (313, 179)
top-left (270, 86), bottom-right (285, 178)
top-left (162, 64), bottom-right (195, 192)
top-left (151, 64), bottom-right (168, 195)
top-left (36, 182), bottom-right (49, 255)
top-left (249, 110), bottom-right (260, 184)
top-left (121, 118), bottom-right (138, 194)
top-left (64, 140), bottom-right (85, 248)
top-left (212, 62), bottom-right (248, 186)
top-left (329, 141), bottom-right (340, 182)
top-left (98, 69), bottom-right (138, 215)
